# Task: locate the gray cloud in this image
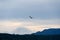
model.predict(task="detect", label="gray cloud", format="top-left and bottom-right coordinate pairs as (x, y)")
top-left (0, 0), bottom-right (60, 34)
top-left (0, 0), bottom-right (60, 19)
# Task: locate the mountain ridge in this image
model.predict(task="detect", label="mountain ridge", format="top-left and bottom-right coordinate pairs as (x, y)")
top-left (32, 28), bottom-right (60, 35)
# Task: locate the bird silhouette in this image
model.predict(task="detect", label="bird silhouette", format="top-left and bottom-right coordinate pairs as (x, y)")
top-left (29, 16), bottom-right (33, 19)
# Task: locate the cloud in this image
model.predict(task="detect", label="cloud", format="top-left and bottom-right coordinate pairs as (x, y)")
top-left (0, 19), bottom-right (60, 34)
top-left (0, 0), bottom-right (60, 34)
top-left (13, 27), bottom-right (33, 34)
top-left (0, 0), bottom-right (60, 19)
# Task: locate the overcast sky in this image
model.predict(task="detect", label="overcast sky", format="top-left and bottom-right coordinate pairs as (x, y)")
top-left (0, 0), bottom-right (60, 34)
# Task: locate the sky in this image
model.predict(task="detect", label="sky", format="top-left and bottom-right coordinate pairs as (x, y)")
top-left (0, 0), bottom-right (60, 34)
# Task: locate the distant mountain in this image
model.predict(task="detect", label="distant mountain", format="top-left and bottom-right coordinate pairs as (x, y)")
top-left (0, 33), bottom-right (60, 40)
top-left (32, 28), bottom-right (60, 35)
top-left (0, 28), bottom-right (60, 40)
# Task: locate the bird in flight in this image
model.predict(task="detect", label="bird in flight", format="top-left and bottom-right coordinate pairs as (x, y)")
top-left (29, 16), bottom-right (33, 19)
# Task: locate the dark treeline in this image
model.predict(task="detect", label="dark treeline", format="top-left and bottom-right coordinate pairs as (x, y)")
top-left (0, 33), bottom-right (60, 40)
